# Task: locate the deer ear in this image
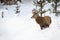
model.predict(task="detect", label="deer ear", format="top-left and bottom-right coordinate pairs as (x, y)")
top-left (32, 11), bottom-right (36, 14)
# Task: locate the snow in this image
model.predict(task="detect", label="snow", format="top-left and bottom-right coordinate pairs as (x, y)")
top-left (0, 1), bottom-right (60, 40)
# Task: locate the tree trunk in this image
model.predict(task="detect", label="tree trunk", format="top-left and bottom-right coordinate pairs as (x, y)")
top-left (40, 0), bottom-right (43, 16)
top-left (2, 12), bottom-right (4, 18)
top-left (54, 0), bottom-right (57, 16)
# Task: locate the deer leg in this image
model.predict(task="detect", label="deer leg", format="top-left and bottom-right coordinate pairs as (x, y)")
top-left (45, 23), bottom-right (49, 27)
top-left (39, 25), bottom-right (43, 30)
top-left (41, 27), bottom-right (43, 30)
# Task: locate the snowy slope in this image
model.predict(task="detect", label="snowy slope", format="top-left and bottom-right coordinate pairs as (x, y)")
top-left (0, 1), bottom-right (60, 40)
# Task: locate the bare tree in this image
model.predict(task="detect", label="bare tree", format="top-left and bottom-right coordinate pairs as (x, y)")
top-left (47, 0), bottom-right (60, 16)
top-left (33, 0), bottom-right (46, 16)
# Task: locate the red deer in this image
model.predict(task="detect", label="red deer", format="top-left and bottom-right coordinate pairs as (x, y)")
top-left (31, 9), bottom-right (51, 30)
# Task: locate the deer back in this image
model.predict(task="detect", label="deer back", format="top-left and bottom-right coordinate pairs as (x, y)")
top-left (44, 16), bottom-right (51, 25)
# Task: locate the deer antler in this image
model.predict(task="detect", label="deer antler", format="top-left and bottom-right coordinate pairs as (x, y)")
top-left (32, 9), bottom-right (39, 14)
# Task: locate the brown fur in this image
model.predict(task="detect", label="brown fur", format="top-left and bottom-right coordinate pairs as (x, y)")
top-left (31, 10), bottom-right (51, 30)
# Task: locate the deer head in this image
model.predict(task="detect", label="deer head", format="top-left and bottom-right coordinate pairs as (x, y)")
top-left (31, 10), bottom-right (39, 19)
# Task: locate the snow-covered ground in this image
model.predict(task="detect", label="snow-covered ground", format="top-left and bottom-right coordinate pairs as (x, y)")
top-left (0, 1), bottom-right (60, 40)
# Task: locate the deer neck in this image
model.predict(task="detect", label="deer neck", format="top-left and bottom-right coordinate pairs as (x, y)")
top-left (36, 16), bottom-right (43, 20)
